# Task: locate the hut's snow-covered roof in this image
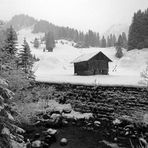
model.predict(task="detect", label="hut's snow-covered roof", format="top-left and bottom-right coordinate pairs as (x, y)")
top-left (72, 52), bottom-right (98, 63)
top-left (72, 51), bottom-right (112, 63)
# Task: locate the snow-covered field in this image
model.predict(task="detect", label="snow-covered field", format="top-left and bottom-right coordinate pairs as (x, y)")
top-left (17, 28), bottom-right (148, 87)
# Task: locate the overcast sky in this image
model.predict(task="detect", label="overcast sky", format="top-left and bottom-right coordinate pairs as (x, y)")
top-left (0, 0), bottom-right (148, 33)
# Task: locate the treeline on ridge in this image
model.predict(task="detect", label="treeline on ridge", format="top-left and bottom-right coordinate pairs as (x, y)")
top-left (6, 14), bottom-right (128, 49)
top-left (33, 19), bottom-right (128, 48)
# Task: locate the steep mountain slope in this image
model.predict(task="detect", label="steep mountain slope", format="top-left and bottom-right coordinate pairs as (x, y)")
top-left (6, 14), bottom-right (130, 50)
top-left (6, 14), bottom-right (37, 30)
top-left (104, 24), bottom-right (129, 37)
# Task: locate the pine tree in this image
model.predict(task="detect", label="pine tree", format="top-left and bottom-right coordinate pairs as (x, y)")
top-left (112, 34), bottom-right (116, 46)
top-left (73, 30), bottom-right (78, 42)
top-left (115, 46), bottom-right (123, 58)
top-left (143, 8), bottom-right (148, 48)
top-left (109, 34), bottom-right (113, 47)
top-left (121, 32), bottom-right (127, 49)
top-left (118, 35), bottom-right (123, 47)
top-left (107, 36), bottom-right (112, 47)
top-left (128, 10), bottom-right (145, 50)
top-left (88, 30), bottom-right (96, 47)
top-left (96, 33), bottom-right (100, 47)
top-left (5, 26), bottom-right (17, 55)
top-left (34, 38), bottom-right (40, 48)
top-left (45, 31), bottom-right (55, 52)
top-left (19, 39), bottom-right (33, 73)
top-left (79, 31), bottom-right (85, 43)
top-left (101, 36), bottom-right (106, 48)
top-left (115, 35), bottom-right (123, 58)
top-left (84, 33), bottom-right (89, 47)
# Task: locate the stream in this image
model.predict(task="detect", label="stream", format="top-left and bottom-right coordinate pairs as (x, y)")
top-left (24, 123), bottom-right (132, 148)
top-left (22, 83), bottom-right (148, 148)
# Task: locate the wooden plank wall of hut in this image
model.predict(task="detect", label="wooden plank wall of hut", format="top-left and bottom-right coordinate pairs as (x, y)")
top-left (74, 60), bottom-right (109, 75)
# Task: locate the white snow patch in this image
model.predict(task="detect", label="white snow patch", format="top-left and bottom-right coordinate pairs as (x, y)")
top-left (17, 28), bottom-right (148, 87)
top-left (62, 111), bottom-right (93, 120)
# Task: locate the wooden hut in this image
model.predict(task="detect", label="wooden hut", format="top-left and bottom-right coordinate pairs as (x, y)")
top-left (72, 51), bottom-right (112, 75)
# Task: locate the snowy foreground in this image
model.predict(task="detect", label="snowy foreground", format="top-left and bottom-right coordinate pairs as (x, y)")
top-left (18, 28), bottom-right (148, 87)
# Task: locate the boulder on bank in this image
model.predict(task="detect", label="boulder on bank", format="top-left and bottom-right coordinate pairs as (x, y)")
top-left (11, 140), bottom-right (25, 148)
top-left (60, 138), bottom-right (68, 146)
top-left (46, 128), bottom-right (57, 136)
top-left (35, 100), bottom-right (93, 127)
top-left (45, 100), bottom-right (72, 114)
top-left (62, 110), bottom-right (93, 120)
top-left (94, 121), bottom-right (101, 127)
top-left (31, 140), bottom-right (42, 148)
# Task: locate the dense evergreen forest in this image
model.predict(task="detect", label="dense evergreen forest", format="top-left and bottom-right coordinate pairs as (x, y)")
top-left (6, 14), bottom-right (128, 49)
top-left (2, 8), bottom-right (148, 51)
top-left (128, 8), bottom-right (148, 50)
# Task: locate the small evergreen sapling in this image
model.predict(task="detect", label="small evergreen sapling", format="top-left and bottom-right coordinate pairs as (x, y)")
top-left (33, 38), bottom-right (40, 48)
top-left (19, 39), bottom-right (33, 74)
top-left (45, 31), bottom-right (55, 52)
top-left (115, 35), bottom-right (123, 58)
top-left (5, 26), bottom-right (17, 55)
top-left (101, 36), bottom-right (106, 48)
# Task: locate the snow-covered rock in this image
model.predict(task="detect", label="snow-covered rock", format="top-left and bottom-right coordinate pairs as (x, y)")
top-left (31, 140), bottom-right (42, 148)
top-left (113, 118), bottom-right (121, 125)
top-left (14, 126), bottom-right (25, 134)
top-left (0, 77), bottom-right (8, 86)
top-left (42, 100), bottom-right (72, 114)
top-left (6, 111), bottom-right (14, 121)
top-left (1, 127), bottom-right (10, 135)
top-left (60, 138), bottom-right (68, 146)
top-left (46, 128), bottom-right (57, 136)
top-left (62, 110), bottom-right (93, 120)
